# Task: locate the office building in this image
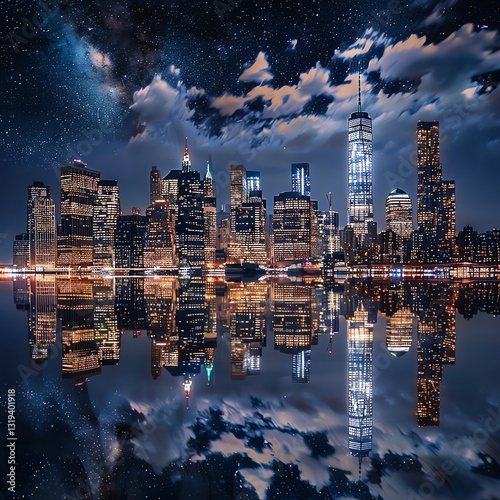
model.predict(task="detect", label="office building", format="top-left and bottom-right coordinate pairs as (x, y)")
top-left (150, 166), bottom-right (161, 205)
top-left (291, 163), bottom-right (310, 197)
top-left (176, 171), bottom-right (205, 269)
top-left (13, 233), bottom-right (29, 268)
top-left (347, 75), bottom-right (373, 243)
top-left (58, 160), bottom-right (100, 268)
top-left (204, 158), bottom-right (217, 266)
top-left (93, 180), bottom-right (120, 267)
top-left (416, 121), bottom-right (456, 262)
top-left (115, 214), bottom-right (147, 269)
top-left (385, 188), bottom-right (413, 239)
top-left (27, 182), bottom-right (56, 269)
top-left (246, 170), bottom-right (261, 194)
top-left (273, 192), bottom-right (312, 262)
top-left (144, 199), bottom-right (175, 269)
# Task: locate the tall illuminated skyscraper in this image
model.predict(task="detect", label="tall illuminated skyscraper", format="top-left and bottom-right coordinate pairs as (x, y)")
top-left (93, 180), bottom-right (120, 267)
top-left (246, 170), bottom-right (261, 194)
top-left (385, 188), bottom-right (413, 239)
top-left (27, 182), bottom-right (56, 269)
top-left (416, 121), bottom-right (456, 262)
top-left (229, 164), bottom-right (247, 261)
top-left (347, 74), bottom-right (373, 243)
top-left (273, 192), bottom-right (312, 262)
top-left (417, 121), bottom-right (441, 235)
top-left (204, 158), bottom-right (217, 265)
top-left (150, 166), bottom-right (161, 205)
top-left (176, 171), bottom-right (205, 269)
top-left (115, 214), bottom-right (147, 270)
top-left (144, 199), bottom-right (175, 269)
top-left (291, 163), bottom-right (310, 197)
top-left (58, 160), bottom-right (100, 268)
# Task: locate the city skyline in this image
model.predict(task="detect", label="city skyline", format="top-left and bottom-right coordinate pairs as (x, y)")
top-left (2, 1), bottom-right (500, 265)
top-left (11, 116), bottom-right (500, 270)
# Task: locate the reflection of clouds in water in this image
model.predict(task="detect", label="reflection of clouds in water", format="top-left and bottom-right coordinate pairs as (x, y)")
top-left (128, 396), bottom-right (193, 474)
top-left (125, 393), bottom-right (500, 499)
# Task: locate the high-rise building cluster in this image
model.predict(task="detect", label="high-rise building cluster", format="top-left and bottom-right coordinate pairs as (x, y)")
top-left (12, 79), bottom-right (498, 270)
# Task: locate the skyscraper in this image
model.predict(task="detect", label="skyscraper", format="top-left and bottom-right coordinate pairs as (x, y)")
top-left (203, 158), bottom-right (217, 265)
top-left (58, 160), bottom-right (100, 268)
top-left (93, 180), bottom-right (120, 267)
top-left (416, 121), bottom-right (456, 262)
top-left (385, 188), bottom-right (413, 239)
top-left (115, 213), bottom-right (147, 270)
top-left (150, 166), bottom-right (161, 205)
top-left (291, 163), bottom-right (310, 197)
top-left (246, 170), bottom-right (261, 194)
top-left (229, 164), bottom-right (247, 261)
top-left (176, 170), bottom-right (205, 269)
top-left (144, 199), bottom-right (175, 269)
top-left (27, 182), bottom-right (56, 269)
top-left (417, 121), bottom-right (441, 236)
top-left (347, 74), bottom-right (373, 243)
top-left (273, 192), bottom-right (312, 262)
top-left (13, 233), bottom-right (29, 268)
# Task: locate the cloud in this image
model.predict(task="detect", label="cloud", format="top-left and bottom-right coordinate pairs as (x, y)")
top-left (129, 74), bottom-right (193, 126)
top-left (239, 51), bottom-right (274, 83)
top-left (288, 39), bottom-right (298, 50)
top-left (421, 0), bottom-right (459, 27)
top-left (335, 29), bottom-right (389, 60)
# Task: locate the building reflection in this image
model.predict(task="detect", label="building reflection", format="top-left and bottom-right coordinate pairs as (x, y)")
top-left (319, 287), bottom-right (341, 354)
top-left (28, 275), bottom-right (57, 362)
top-left (272, 283), bottom-right (318, 383)
top-left (12, 277), bottom-right (500, 440)
top-left (413, 283), bottom-right (456, 427)
top-left (379, 284), bottom-right (413, 357)
top-left (227, 281), bottom-right (268, 380)
top-left (93, 278), bottom-right (120, 366)
top-left (344, 282), bottom-right (376, 478)
top-left (115, 277), bottom-right (147, 332)
top-left (58, 277), bottom-right (101, 380)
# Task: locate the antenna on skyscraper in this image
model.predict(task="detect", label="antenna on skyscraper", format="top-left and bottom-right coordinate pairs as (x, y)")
top-left (357, 65), bottom-right (362, 113)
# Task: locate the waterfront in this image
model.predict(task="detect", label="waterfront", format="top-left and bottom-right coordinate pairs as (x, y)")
top-left (1, 277), bottom-right (500, 499)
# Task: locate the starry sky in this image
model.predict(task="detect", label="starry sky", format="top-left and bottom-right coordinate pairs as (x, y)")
top-left (1, 0), bottom-right (499, 263)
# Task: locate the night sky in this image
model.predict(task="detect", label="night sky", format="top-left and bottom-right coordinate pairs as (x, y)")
top-left (1, 0), bottom-right (499, 263)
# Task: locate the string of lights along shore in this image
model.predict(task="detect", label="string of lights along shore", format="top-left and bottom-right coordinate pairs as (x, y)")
top-left (12, 76), bottom-right (500, 272)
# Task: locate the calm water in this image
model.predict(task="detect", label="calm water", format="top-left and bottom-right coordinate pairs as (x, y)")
top-left (1, 276), bottom-right (500, 499)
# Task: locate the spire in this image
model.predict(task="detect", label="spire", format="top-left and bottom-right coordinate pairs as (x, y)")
top-left (357, 68), bottom-right (362, 113)
top-left (182, 137), bottom-right (191, 172)
top-left (205, 155), bottom-right (213, 180)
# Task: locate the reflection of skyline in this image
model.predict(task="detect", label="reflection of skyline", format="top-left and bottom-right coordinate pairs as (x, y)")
top-left (14, 276), bottom-right (500, 425)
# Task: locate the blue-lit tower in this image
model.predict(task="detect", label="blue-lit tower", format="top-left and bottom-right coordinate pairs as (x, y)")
top-left (291, 163), bottom-right (310, 197)
top-left (347, 73), bottom-right (373, 244)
